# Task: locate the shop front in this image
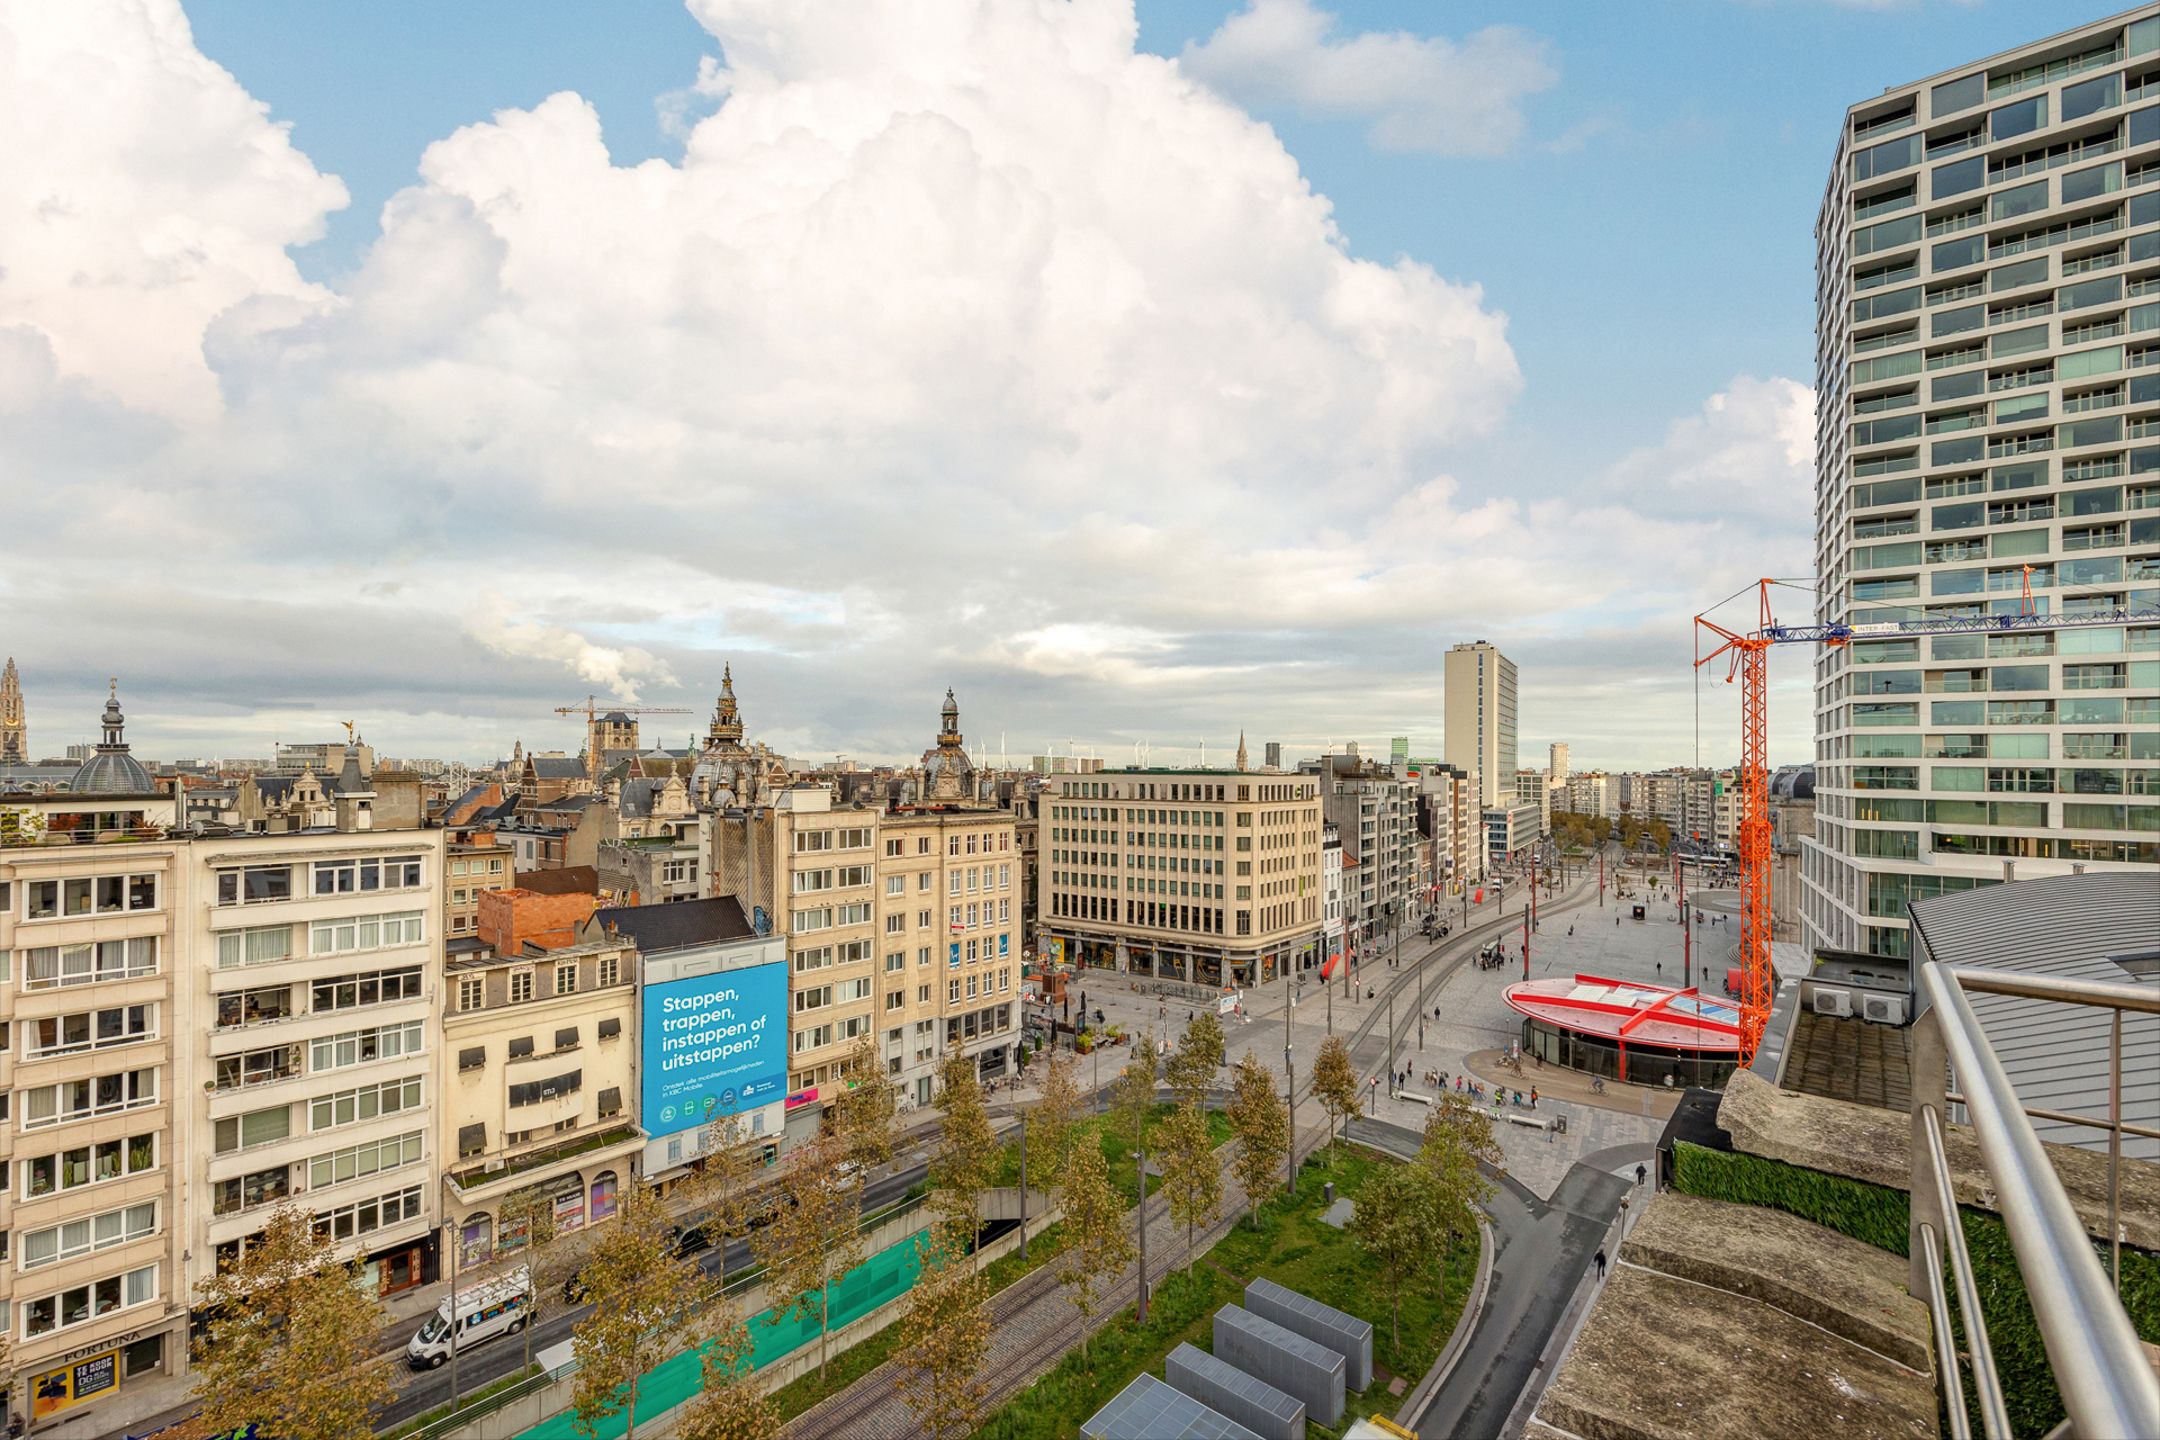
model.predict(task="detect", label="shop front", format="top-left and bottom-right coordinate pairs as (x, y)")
top-left (358, 1227), bottom-right (436, 1298)
top-left (21, 1324), bottom-right (176, 1429)
top-left (457, 1167), bottom-right (628, 1270)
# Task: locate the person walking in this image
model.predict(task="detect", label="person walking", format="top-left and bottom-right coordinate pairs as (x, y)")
top-left (1594, 1248), bottom-right (1607, 1280)
top-left (1530, 1086), bottom-right (1539, 1108)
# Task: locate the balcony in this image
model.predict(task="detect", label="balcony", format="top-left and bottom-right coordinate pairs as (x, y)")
top-left (445, 1122), bottom-right (644, 1203)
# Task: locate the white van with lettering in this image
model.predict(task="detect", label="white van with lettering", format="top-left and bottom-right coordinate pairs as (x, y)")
top-left (406, 1267), bottom-right (532, 1369)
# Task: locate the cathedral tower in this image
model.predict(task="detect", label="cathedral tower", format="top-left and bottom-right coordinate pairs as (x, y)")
top-left (0, 657), bottom-right (23, 764)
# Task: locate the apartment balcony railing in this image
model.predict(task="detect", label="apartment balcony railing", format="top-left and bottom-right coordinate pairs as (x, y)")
top-left (1910, 965), bottom-right (2160, 1440)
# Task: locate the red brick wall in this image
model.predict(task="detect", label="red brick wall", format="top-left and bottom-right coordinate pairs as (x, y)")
top-left (477, 887), bottom-right (598, 955)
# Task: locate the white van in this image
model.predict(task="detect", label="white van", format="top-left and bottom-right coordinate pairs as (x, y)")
top-left (406, 1266), bottom-right (532, 1370)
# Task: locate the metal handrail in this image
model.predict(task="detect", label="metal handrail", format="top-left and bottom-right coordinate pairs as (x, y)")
top-left (1911, 963), bottom-right (2160, 1440)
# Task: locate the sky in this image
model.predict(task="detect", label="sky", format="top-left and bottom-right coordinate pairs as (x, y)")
top-left (0, 0), bottom-right (2107, 772)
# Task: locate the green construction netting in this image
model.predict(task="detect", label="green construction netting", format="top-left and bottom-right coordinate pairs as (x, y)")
top-left (513, 1231), bottom-right (924, 1439)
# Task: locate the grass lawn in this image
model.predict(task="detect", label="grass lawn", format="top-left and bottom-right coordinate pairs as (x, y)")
top-left (988, 1103), bottom-right (1233, 1206)
top-left (975, 1144), bottom-right (1479, 1440)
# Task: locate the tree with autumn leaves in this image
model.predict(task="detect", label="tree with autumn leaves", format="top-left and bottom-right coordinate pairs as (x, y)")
top-left (567, 1182), bottom-right (706, 1438)
top-left (184, 1205), bottom-right (393, 1440)
top-left (1225, 1053), bottom-right (1289, 1230)
top-left (1311, 1032), bottom-right (1362, 1162)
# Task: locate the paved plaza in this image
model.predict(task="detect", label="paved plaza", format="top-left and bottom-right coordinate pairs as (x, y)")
top-left (1026, 860), bottom-right (1739, 1200)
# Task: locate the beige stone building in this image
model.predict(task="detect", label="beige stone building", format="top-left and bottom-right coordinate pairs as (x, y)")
top-left (0, 769), bottom-right (187, 1428)
top-left (1038, 765), bottom-right (1323, 990)
top-left (439, 933), bottom-right (642, 1272)
top-left (445, 833), bottom-right (514, 940)
top-left (708, 692), bottom-right (1021, 1111)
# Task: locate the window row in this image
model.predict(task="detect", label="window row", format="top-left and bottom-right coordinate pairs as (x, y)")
top-left (18, 873), bottom-right (158, 920)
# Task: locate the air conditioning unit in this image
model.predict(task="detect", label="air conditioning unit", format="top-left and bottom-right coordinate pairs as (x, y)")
top-left (1812, 986), bottom-right (1853, 1018)
top-left (1861, 994), bottom-right (1907, 1026)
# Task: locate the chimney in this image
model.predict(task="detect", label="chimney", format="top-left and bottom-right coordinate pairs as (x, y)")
top-left (2072, 862), bottom-right (2086, 875)
top-left (2002, 860), bottom-right (2015, 883)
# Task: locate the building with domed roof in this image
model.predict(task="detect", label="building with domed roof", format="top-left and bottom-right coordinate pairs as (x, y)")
top-left (71, 682), bottom-right (155, 794)
top-left (918, 689), bottom-right (983, 805)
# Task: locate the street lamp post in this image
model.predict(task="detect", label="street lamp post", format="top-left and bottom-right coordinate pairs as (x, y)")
top-left (1133, 1145), bottom-right (1149, 1323)
top-left (1285, 960), bottom-right (1298, 1194)
top-left (1019, 1109), bottom-right (1030, 1261)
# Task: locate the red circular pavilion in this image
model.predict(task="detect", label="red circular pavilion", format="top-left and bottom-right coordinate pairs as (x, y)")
top-left (1504, 972), bottom-right (1745, 1089)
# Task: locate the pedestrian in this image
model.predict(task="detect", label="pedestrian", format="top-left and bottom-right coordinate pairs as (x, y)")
top-left (1635, 1163), bottom-right (1647, 1188)
top-left (1594, 1248), bottom-right (1607, 1280)
top-left (1530, 1086), bottom-right (1539, 1108)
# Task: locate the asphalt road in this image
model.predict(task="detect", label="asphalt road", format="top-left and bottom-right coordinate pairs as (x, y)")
top-left (382, 1159), bottom-right (931, 1429)
top-left (1342, 1115), bottom-right (1626, 1440)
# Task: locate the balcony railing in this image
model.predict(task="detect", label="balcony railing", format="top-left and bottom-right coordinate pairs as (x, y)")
top-left (1910, 965), bottom-right (2160, 1440)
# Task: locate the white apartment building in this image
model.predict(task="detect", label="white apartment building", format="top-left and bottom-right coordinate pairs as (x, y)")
top-left (1514, 769), bottom-right (1553, 837)
top-left (189, 814), bottom-right (447, 1300)
top-left (1444, 641), bottom-right (1519, 808)
top-left (1305, 756), bottom-right (1419, 944)
top-left (1, 783), bottom-right (186, 1427)
top-left (1806, 8), bottom-right (2160, 958)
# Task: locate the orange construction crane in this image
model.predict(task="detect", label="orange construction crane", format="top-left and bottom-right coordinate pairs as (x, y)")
top-left (1695, 575), bottom-right (2160, 1065)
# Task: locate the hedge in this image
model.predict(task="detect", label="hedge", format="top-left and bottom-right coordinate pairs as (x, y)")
top-left (1671, 1141), bottom-right (2160, 1438)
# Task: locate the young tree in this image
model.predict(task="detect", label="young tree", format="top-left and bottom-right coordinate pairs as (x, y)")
top-left (677, 1294), bottom-right (779, 1440)
top-left (1054, 1140), bottom-right (1134, 1365)
top-left (930, 1051), bottom-right (999, 1259)
top-left (1418, 1096), bottom-right (1499, 1276)
top-left (894, 1219), bottom-right (994, 1439)
top-left (1225, 1054), bottom-right (1289, 1230)
top-left (1158, 1101), bottom-right (1222, 1274)
top-left (1311, 1033), bottom-right (1362, 1162)
top-left (751, 1128), bottom-right (864, 1379)
top-left (1025, 1043), bottom-right (1084, 1189)
top-left (186, 1204), bottom-right (393, 1440)
top-left (1348, 1160), bottom-right (1450, 1351)
top-left (569, 1184), bottom-right (705, 1438)
top-left (1107, 1028), bottom-right (1158, 1154)
top-left (1165, 1010), bottom-right (1225, 1108)
top-left (832, 1032), bottom-right (899, 1174)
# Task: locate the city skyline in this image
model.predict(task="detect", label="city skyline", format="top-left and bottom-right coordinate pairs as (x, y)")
top-left (6, 1), bottom-right (2087, 771)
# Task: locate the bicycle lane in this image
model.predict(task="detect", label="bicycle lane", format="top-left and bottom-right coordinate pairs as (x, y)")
top-left (1342, 1115), bottom-right (1626, 1440)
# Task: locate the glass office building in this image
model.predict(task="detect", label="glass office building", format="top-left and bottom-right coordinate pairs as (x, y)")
top-left (1804, 7), bottom-right (2160, 960)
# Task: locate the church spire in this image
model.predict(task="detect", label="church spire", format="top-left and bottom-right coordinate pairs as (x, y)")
top-left (0, 657), bottom-right (24, 764)
top-left (708, 663), bottom-right (745, 748)
top-left (1236, 730), bottom-right (1248, 772)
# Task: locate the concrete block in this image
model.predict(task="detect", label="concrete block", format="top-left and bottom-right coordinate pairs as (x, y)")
top-left (1243, 1277), bottom-right (1374, 1392)
top-left (1213, 1304), bottom-right (1345, 1427)
top-left (1166, 1341), bottom-right (1306, 1440)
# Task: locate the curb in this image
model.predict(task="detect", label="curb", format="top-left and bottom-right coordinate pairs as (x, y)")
top-left (1399, 1210), bottom-right (1496, 1433)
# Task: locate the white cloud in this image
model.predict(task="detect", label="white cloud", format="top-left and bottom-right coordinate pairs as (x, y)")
top-left (1181, 0), bottom-right (1556, 155)
top-left (0, 0), bottom-right (1812, 771)
top-left (1611, 375), bottom-right (1816, 535)
top-left (467, 597), bottom-right (678, 704)
top-left (0, 0), bottom-right (346, 421)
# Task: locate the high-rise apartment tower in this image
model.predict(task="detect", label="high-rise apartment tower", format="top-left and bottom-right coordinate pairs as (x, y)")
top-left (1803, 8), bottom-right (2160, 960)
top-left (1444, 642), bottom-right (1519, 808)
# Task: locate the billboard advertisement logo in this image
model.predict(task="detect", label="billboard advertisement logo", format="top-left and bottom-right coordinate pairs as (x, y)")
top-left (640, 963), bottom-right (788, 1139)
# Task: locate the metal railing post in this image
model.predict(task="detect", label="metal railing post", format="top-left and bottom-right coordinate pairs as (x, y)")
top-left (1921, 965), bottom-right (2160, 1440)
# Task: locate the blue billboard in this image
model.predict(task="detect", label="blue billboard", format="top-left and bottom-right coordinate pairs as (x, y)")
top-left (640, 962), bottom-right (787, 1139)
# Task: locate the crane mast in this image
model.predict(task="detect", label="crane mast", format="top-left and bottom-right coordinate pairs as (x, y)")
top-left (1695, 575), bottom-right (2160, 1065)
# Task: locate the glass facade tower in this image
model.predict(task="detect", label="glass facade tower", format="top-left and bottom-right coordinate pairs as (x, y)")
top-left (1804, 7), bottom-right (2160, 960)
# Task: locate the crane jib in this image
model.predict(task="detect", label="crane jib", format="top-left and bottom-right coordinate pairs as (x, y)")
top-left (1767, 606), bottom-right (2160, 645)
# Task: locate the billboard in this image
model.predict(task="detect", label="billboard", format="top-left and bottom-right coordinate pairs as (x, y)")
top-left (640, 962), bottom-right (787, 1139)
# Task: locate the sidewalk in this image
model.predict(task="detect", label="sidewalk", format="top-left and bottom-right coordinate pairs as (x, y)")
top-left (89, 1103), bottom-right (976, 1440)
